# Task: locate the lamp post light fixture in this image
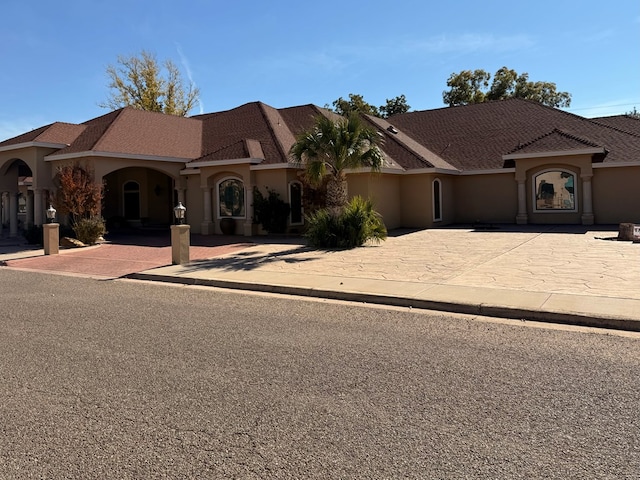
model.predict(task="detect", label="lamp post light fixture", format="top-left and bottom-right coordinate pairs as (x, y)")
top-left (43, 205), bottom-right (59, 255)
top-left (46, 204), bottom-right (57, 223)
top-left (173, 201), bottom-right (186, 225)
top-left (171, 202), bottom-right (190, 265)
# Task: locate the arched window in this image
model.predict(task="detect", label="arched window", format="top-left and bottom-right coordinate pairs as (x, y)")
top-left (217, 177), bottom-right (245, 218)
top-left (289, 181), bottom-right (303, 225)
top-left (123, 181), bottom-right (140, 219)
top-left (433, 178), bottom-right (442, 222)
top-left (533, 169), bottom-right (577, 212)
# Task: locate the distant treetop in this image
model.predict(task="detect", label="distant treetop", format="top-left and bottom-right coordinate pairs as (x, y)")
top-left (443, 67), bottom-right (571, 108)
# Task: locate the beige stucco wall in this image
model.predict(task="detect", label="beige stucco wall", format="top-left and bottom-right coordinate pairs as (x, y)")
top-left (347, 172), bottom-right (402, 229)
top-left (593, 165), bottom-right (640, 223)
top-left (0, 146), bottom-right (57, 192)
top-left (399, 174), bottom-right (430, 228)
top-left (453, 173), bottom-right (517, 224)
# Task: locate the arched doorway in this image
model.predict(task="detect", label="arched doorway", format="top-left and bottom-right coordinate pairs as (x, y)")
top-left (103, 167), bottom-right (175, 231)
top-left (0, 159), bottom-right (37, 237)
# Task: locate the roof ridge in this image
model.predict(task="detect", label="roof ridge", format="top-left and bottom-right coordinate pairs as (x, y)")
top-left (90, 108), bottom-right (128, 151)
top-left (364, 114), bottom-right (457, 170)
top-left (588, 116), bottom-right (640, 138)
top-left (508, 127), bottom-right (601, 154)
top-left (257, 102), bottom-right (294, 161)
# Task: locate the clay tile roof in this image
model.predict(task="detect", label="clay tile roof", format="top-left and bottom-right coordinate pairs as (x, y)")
top-left (389, 99), bottom-right (640, 170)
top-left (506, 128), bottom-right (603, 155)
top-left (0, 121), bottom-right (85, 148)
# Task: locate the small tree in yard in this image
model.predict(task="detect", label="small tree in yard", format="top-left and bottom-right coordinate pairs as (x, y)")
top-left (54, 163), bottom-right (106, 244)
top-left (290, 114), bottom-right (388, 249)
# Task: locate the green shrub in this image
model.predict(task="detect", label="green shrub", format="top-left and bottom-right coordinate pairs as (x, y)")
top-left (23, 225), bottom-right (43, 245)
top-left (72, 216), bottom-right (107, 245)
top-left (305, 196), bottom-right (387, 249)
top-left (253, 187), bottom-right (291, 234)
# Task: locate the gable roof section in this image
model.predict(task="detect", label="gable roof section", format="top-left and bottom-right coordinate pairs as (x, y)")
top-left (505, 128), bottom-right (606, 157)
top-left (192, 102), bottom-right (296, 166)
top-left (389, 99), bottom-right (640, 171)
top-left (0, 122), bottom-right (86, 151)
top-left (47, 107), bottom-right (202, 161)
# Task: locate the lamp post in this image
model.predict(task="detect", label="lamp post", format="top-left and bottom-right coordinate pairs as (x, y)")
top-left (173, 201), bottom-right (186, 225)
top-left (46, 204), bottom-right (56, 223)
top-left (170, 202), bottom-right (190, 265)
top-left (43, 204), bottom-right (59, 255)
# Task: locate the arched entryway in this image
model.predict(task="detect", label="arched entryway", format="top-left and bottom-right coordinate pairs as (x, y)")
top-left (103, 167), bottom-right (176, 231)
top-left (0, 159), bottom-right (43, 238)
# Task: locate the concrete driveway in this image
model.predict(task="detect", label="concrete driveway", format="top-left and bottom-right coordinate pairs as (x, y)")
top-left (2, 225), bottom-right (639, 330)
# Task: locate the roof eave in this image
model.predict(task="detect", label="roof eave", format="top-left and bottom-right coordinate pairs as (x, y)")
top-left (45, 150), bottom-right (194, 163)
top-left (502, 147), bottom-right (606, 161)
top-left (0, 141), bottom-right (69, 153)
top-left (185, 157), bottom-right (264, 168)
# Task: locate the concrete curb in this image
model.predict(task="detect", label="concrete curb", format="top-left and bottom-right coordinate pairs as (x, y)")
top-left (127, 272), bottom-right (640, 333)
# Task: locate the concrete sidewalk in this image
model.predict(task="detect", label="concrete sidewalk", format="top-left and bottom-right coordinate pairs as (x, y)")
top-left (2, 226), bottom-right (639, 331)
top-left (129, 225), bottom-right (640, 332)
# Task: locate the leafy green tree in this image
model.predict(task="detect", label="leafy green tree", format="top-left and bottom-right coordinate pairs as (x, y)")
top-left (442, 69), bottom-right (491, 106)
top-left (329, 93), bottom-right (411, 118)
top-left (101, 50), bottom-right (200, 116)
top-left (290, 113), bottom-right (384, 210)
top-left (330, 94), bottom-right (380, 117)
top-left (379, 95), bottom-right (411, 118)
top-left (443, 66), bottom-right (571, 108)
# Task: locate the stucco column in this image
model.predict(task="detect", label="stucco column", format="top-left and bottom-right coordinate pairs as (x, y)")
top-left (516, 179), bottom-right (528, 225)
top-left (581, 174), bottom-right (594, 225)
top-left (0, 193), bottom-right (4, 237)
top-left (26, 190), bottom-right (34, 228)
top-left (243, 184), bottom-right (254, 236)
top-left (34, 189), bottom-right (44, 226)
top-left (176, 188), bottom-right (186, 205)
top-left (3, 192), bottom-right (9, 226)
top-left (201, 187), bottom-right (214, 235)
top-left (9, 192), bottom-right (18, 237)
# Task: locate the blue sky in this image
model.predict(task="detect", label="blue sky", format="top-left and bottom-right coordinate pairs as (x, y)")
top-left (1, 0), bottom-right (638, 141)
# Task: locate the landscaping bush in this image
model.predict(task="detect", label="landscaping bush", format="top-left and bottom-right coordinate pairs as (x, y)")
top-left (305, 196), bottom-right (387, 249)
top-left (72, 216), bottom-right (107, 245)
top-left (253, 187), bottom-right (290, 234)
top-left (23, 225), bottom-right (43, 245)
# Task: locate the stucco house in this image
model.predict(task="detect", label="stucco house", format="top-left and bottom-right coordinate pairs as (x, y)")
top-left (0, 98), bottom-right (638, 238)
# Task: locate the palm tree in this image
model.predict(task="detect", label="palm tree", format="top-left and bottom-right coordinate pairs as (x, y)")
top-left (290, 112), bottom-right (384, 210)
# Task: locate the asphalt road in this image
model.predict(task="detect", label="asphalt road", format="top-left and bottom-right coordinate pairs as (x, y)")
top-left (0, 269), bottom-right (639, 479)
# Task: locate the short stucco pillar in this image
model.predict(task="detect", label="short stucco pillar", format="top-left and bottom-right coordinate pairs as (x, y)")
top-left (171, 224), bottom-right (190, 265)
top-left (43, 223), bottom-right (59, 255)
